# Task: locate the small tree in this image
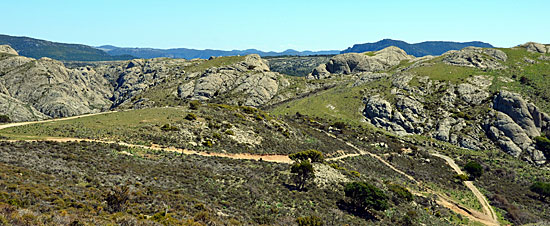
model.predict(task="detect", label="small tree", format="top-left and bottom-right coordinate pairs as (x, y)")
top-left (291, 160), bottom-right (315, 191)
top-left (344, 182), bottom-right (388, 212)
top-left (189, 100), bottom-right (200, 110)
top-left (0, 115), bottom-right (10, 123)
top-left (388, 184), bottom-right (413, 203)
top-left (289, 149), bottom-right (324, 163)
top-left (464, 161), bottom-right (483, 179)
top-left (105, 185), bottom-right (130, 213)
top-left (534, 136), bottom-right (550, 157)
top-left (530, 182), bottom-right (550, 201)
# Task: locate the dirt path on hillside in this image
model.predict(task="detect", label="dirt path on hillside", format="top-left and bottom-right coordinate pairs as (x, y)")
top-left (0, 114), bottom-right (499, 225)
top-left (0, 111), bottom-right (116, 130)
top-left (316, 129), bottom-right (499, 226)
top-left (431, 153), bottom-right (499, 224)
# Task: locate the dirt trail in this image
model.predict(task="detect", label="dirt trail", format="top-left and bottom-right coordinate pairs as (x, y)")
top-left (316, 129), bottom-right (499, 226)
top-left (0, 111), bottom-right (116, 130)
top-left (1, 114), bottom-right (499, 225)
top-left (432, 153), bottom-right (499, 224)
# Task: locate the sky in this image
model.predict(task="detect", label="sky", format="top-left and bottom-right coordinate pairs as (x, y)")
top-left (1, 0), bottom-right (548, 51)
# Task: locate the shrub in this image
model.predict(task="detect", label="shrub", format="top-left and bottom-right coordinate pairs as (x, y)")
top-left (185, 113), bottom-right (197, 121)
top-left (454, 174), bottom-right (469, 182)
top-left (160, 124), bottom-right (179, 131)
top-left (534, 136), bottom-right (550, 157)
top-left (331, 121), bottom-right (347, 130)
top-left (344, 181), bottom-right (389, 211)
top-left (296, 215), bottom-right (324, 226)
top-left (0, 115), bottom-right (10, 123)
top-left (241, 106), bottom-right (258, 114)
top-left (224, 130), bottom-right (235, 136)
top-left (291, 160), bottom-right (315, 190)
top-left (105, 185), bottom-right (130, 213)
top-left (530, 182), bottom-right (550, 201)
top-left (203, 140), bottom-right (213, 147)
top-left (234, 113), bottom-right (245, 119)
top-left (464, 161), bottom-right (483, 179)
top-left (388, 184), bottom-right (413, 202)
top-left (189, 100), bottom-right (200, 110)
top-left (212, 133), bottom-right (221, 139)
top-left (452, 112), bottom-right (473, 120)
top-left (519, 76), bottom-right (531, 85)
top-left (289, 150), bottom-right (324, 163)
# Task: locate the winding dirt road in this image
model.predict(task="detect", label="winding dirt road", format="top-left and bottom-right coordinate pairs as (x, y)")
top-left (0, 113), bottom-right (499, 225)
top-left (432, 153), bottom-right (498, 224)
top-left (316, 128), bottom-right (499, 226)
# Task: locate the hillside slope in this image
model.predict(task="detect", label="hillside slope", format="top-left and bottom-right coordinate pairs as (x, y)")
top-left (1, 42), bottom-right (550, 225)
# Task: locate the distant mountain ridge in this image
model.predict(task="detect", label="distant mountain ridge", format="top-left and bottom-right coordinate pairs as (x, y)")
top-left (341, 39), bottom-right (494, 57)
top-left (98, 45), bottom-right (340, 59)
top-left (0, 34), bottom-right (134, 61)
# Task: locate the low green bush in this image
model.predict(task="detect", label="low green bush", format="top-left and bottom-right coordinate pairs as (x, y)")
top-left (185, 113), bottom-right (197, 121)
top-left (296, 215), bottom-right (324, 226)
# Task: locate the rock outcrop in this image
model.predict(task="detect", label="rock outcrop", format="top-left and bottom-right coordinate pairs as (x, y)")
top-left (0, 54), bottom-right (113, 119)
top-left (486, 91), bottom-right (549, 164)
top-left (0, 44), bottom-right (297, 120)
top-left (0, 45), bottom-right (18, 55)
top-left (521, 42), bottom-right (548, 53)
top-left (309, 46), bottom-right (414, 79)
top-left (179, 54), bottom-right (290, 106)
top-left (442, 47), bottom-right (507, 70)
top-left (363, 95), bottom-right (425, 136)
top-left (98, 57), bottom-right (189, 107)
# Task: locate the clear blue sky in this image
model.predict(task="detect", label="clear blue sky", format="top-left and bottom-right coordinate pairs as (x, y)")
top-left (1, 0), bottom-right (548, 51)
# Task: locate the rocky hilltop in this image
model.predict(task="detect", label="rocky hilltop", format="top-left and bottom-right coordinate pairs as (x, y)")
top-left (303, 44), bottom-right (550, 165)
top-left (0, 45), bottom-right (319, 121)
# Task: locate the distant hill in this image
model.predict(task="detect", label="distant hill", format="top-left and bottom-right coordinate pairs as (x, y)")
top-left (341, 39), bottom-right (494, 56)
top-left (99, 45), bottom-right (340, 59)
top-left (0, 34), bottom-right (135, 61)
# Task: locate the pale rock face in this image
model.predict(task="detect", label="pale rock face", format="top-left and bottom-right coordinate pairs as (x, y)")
top-left (456, 83), bottom-right (489, 105)
top-left (442, 47), bottom-right (507, 70)
top-left (308, 46), bottom-right (414, 78)
top-left (0, 93), bottom-right (48, 121)
top-left (0, 45), bottom-right (18, 55)
top-left (493, 91), bottom-right (540, 137)
top-left (0, 55), bottom-right (112, 118)
top-left (171, 54), bottom-right (289, 107)
top-left (486, 91), bottom-right (550, 164)
top-left (521, 42), bottom-right (548, 53)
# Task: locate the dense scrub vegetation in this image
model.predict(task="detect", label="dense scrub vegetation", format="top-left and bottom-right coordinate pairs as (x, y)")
top-left (0, 141), bottom-right (461, 225)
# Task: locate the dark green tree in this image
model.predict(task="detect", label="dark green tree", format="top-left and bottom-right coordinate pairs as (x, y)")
top-left (291, 160), bottom-right (315, 190)
top-left (344, 182), bottom-right (388, 211)
top-left (464, 161), bottom-right (483, 179)
top-left (0, 115), bottom-right (10, 123)
top-left (289, 149), bottom-right (324, 163)
top-left (534, 136), bottom-right (550, 157)
top-left (530, 182), bottom-right (550, 201)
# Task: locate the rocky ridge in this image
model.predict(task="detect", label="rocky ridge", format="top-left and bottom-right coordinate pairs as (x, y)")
top-left (342, 43), bottom-right (548, 164)
top-left (308, 46), bottom-right (414, 79)
top-left (0, 45), bottom-right (303, 121)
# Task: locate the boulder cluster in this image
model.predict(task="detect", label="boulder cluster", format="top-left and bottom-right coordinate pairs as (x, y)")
top-left (0, 45), bottom-right (291, 121)
top-left (308, 47), bottom-right (414, 79)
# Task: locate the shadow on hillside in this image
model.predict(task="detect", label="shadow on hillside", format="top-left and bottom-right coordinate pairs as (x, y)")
top-left (336, 199), bottom-right (377, 221)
